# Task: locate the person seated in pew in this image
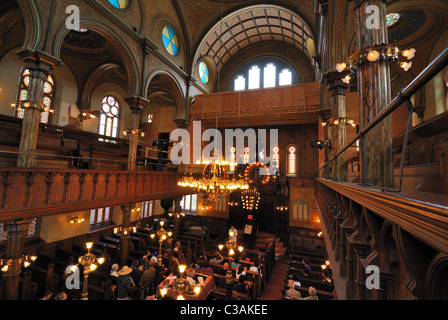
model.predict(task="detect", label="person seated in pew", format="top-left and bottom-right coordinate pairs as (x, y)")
top-left (164, 238), bottom-right (174, 251)
top-left (236, 265), bottom-right (247, 280)
top-left (55, 292), bottom-right (68, 300)
top-left (110, 263), bottom-right (120, 292)
top-left (322, 267), bottom-right (332, 283)
top-left (216, 262), bottom-right (229, 276)
top-left (249, 260), bottom-right (262, 278)
top-left (196, 250), bottom-right (208, 266)
top-left (186, 267), bottom-right (198, 286)
top-left (190, 262), bottom-right (201, 271)
top-left (209, 251), bottom-right (224, 265)
top-left (233, 275), bottom-right (248, 295)
top-left (201, 260), bottom-right (214, 273)
top-left (173, 241), bottom-right (182, 257)
top-left (284, 279), bottom-right (302, 300)
top-left (298, 287), bottom-right (319, 300)
top-left (231, 257), bottom-right (242, 269)
top-left (117, 266), bottom-right (135, 300)
top-left (302, 259), bottom-right (311, 277)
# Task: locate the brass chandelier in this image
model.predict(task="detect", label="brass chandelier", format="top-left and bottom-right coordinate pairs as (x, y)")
top-left (177, 159), bottom-right (249, 203)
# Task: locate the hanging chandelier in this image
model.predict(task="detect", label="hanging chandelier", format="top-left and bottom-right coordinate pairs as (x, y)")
top-left (178, 159), bottom-right (249, 203)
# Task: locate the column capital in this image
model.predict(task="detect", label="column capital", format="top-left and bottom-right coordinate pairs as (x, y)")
top-left (16, 49), bottom-right (62, 72)
top-left (124, 96), bottom-right (150, 113)
top-left (174, 118), bottom-right (190, 129)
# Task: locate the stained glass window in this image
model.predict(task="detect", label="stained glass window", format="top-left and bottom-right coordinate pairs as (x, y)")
top-left (16, 69), bottom-right (53, 124)
top-left (162, 26), bottom-right (179, 56)
top-left (199, 61), bottom-right (209, 84)
top-left (148, 114), bottom-right (153, 123)
top-left (244, 147), bottom-right (250, 164)
top-left (90, 207), bottom-right (111, 229)
top-left (272, 146), bottom-right (280, 173)
top-left (141, 201), bottom-right (154, 218)
top-left (234, 75), bottom-right (246, 91)
top-left (287, 145), bottom-right (297, 176)
top-left (108, 0), bottom-right (129, 9)
top-left (229, 147), bottom-right (236, 173)
top-left (264, 63), bottom-right (276, 88)
top-left (0, 219), bottom-right (38, 242)
top-left (386, 13), bottom-right (401, 27)
top-left (99, 95), bottom-right (120, 142)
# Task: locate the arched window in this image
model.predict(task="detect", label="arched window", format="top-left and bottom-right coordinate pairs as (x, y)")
top-left (287, 145), bottom-right (297, 176)
top-left (16, 69), bottom-right (54, 124)
top-left (279, 68), bottom-right (293, 86)
top-left (272, 146), bottom-right (280, 173)
top-left (141, 201), bottom-right (154, 218)
top-left (230, 57), bottom-right (298, 91)
top-left (229, 147), bottom-right (236, 173)
top-left (89, 207), bottom-right (111, 229)
top-left (293, 200), bottom-right (309, 221)
top-left (248, 65), bottom-right (260, 90)
top-left (264, 63), bottom-right (276, 88)
top-left (199, 61), bottom-right (210, 84)
top-left (244, 147), bottom-right (250, 164)
top-left (99, 95), bottom-right (120, 141)
top-left (180, 194), bottom-right (197, 212)
top-left (234, 75), bottom-right (246, 91)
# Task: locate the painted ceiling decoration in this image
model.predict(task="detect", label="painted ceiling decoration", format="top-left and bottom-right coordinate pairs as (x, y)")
top-left (64, 29), bottom-right (107, 49)
top-left (197, 5), bottom-right (314, 72)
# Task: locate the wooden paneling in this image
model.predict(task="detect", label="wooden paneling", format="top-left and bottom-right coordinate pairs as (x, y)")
top-left (191, 82), bottom-right (321, 127)
top-left (0, 169), bottom-right (188, 221)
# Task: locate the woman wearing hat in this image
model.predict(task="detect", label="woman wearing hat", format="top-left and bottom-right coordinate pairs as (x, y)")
top-left (116, 266), bottom-right (135, 300)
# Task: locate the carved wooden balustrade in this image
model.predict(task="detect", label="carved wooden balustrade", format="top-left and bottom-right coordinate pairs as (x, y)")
top-left (0, 168), bottom-right (189, 220)
top-left (315, 179), bottom-right (448, 300)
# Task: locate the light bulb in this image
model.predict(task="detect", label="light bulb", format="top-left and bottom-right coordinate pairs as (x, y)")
top-left (336, 63), bottom-right (346, 72)
top-left (400, 62), bottom-right (412, 71)
top-left (402, 48), bottom-right (416, 59)
top-left (367, 50), bottom-right (380, 62)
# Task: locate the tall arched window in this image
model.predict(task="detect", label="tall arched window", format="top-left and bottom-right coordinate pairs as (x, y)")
top-left (229, 147), bottom-right (236, 173)
top-left (272, 146), bottom-right (280, 173)
top-left (248, 65), bottom-right (260, 90)
top-left (264, 63), bottom-right (276, 88)
top-left (293, 200), bottom-right (309, 221)
top-left (279, 68), bottom-right (293, 86)
top-left (99, 95), bottom-right (120, 141)
top-left (16, 69), bottom-right (54, 124)
top-left (287, 145), bottom-right (297, 176)
top-left (244, 147), bottom-right (250, 164)
top-left (234, 75), bottom-right (246, 91)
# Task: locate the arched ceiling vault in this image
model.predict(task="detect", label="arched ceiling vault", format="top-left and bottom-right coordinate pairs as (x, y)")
top-left (196, 5), bottom-right (315, 73)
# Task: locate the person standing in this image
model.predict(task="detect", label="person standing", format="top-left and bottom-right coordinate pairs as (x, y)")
top-left (116, 266), bottom-right (135, 300)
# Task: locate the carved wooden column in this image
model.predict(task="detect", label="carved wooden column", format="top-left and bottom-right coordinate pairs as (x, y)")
top-left (16, 50), bottom-right (61, 168)
top-left (345, 236), bottom-right (356, 299)
top-left (124, 97), bottom-right (149, 171)
top-left (120, 204), bottom-right (133, 266)
top-left (172, 196), bottom-right (183, 240)
top-left (2, 220), bottom-right (30, 300)
top-left (354, 0), bottom-right (393, 188)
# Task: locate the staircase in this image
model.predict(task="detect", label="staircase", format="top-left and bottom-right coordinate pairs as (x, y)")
top-left (238, 230), bottom-right (288, 259)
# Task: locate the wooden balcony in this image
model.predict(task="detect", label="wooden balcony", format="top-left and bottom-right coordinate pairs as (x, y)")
top-left (0, 169), bottom-right (188, 220)
top-left (190, 82), bottom-right (321, 127)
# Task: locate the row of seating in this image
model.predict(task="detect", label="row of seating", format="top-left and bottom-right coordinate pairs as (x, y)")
top-left (282, 244), bottom-right (335, 300)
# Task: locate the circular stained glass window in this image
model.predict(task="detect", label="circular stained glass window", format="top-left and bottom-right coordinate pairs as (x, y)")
top-left (386, 13), bottom-right (401, 27)
top-left (108, 0), bottom-right (129, 9)
top-left (162, 26), bottom-right (179, 56)
top-left (102, 96), bottom-right (120, 117)
top-left (199, 61), bottom-right (209, 84)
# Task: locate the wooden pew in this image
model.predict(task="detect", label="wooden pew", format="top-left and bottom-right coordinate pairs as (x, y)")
top-left (200, 270), bottom-right (254, 300)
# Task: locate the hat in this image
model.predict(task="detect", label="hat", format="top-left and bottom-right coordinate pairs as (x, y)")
top-left (118, 266), bottom-right (133, 275)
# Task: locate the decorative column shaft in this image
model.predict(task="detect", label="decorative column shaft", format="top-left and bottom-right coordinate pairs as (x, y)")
top-left (16, 50), bottom-right (60, 168)
top-left (2, 220), bottom-right (30, 300)
top-left (354, 0), bottom-right (393, 188)
top-left (125, 97), bottom-right (149, 171)
top-left (120, 204), bottom-right (133, 266)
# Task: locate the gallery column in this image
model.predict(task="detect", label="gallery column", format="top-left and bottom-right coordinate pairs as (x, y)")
top-left (16, 50), bottom-right (61, 168)
top-left (1, 220), bottom-right (31, 300)
top-left (354, 0), bottom-right (393, 188)
top-left (124, 97), bottom-right (149, 171)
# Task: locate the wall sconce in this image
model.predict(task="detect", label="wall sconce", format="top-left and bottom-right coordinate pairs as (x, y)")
top-left (311, 140), bottom-right (332, 150)
top-left (1, 255), bottom-right (37, 272)
top-left (323, 117), bottom-right (357, 128)
top-left (70, 216), bottom-right (85, 224)
top-left (228, 201), bottom-right (239, 207)
top-left (123, 128), bottom-right (145, 137)
top-left (11, 101), bottom-right (54, 115)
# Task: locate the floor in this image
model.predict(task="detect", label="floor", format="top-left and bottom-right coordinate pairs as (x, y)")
top-left (259, 256), bottom-right (289, 300)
